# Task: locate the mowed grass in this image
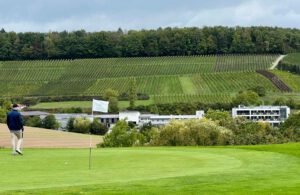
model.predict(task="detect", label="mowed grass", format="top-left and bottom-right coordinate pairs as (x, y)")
top-left (1, 144), bottom-right (300, 194)
top-left (30, 99), bottom-right (154, 110)
top-left (272, 70), bottom-right (300, 92)
top-left (282, 52), bottom-right (300, 65)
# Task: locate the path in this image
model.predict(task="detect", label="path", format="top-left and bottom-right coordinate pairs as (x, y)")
top-left (270, 55), bottom-right (286, 69)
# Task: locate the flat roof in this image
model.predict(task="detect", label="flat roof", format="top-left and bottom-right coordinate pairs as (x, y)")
top-left (233, 105), bottom-right (289, 110)
top-left (21, 111), bottom-right (49, 116)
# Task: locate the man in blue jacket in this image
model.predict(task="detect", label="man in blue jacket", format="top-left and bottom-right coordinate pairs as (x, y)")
top-left (7, 104), bottom-right (24, 155)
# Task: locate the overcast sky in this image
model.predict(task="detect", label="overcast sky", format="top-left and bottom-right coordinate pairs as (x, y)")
top-left (0, 0), bottom-right (299, 32)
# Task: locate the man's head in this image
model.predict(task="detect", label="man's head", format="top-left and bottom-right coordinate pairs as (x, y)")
top-left (12, 104), bottom-right (20, 110)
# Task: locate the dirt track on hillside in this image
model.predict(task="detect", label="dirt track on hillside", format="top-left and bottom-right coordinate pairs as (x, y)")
top-left (0, 124), bottom-right (102, 148)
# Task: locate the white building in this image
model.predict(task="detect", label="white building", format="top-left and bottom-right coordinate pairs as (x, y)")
top-left (97, 110), bottom-right (205, 127)
top-left (232, 105), bottom-right (290, 126)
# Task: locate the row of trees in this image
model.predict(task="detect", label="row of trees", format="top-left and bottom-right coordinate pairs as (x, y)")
top-left (0, 26), bottom-right (299, 60)
top-left (100, 110), bottom-right (300, 147)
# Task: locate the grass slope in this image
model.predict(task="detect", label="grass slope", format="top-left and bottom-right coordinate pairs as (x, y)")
top-left (282, 53), bottom-right (300, 65)
top-left (1, 143), bottom-right (300, 194)
top-left (272, 70), bottom-right (300, 92)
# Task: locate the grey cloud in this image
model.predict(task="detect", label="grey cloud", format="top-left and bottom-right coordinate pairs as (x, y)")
top-left (0, 0), bottom-right (299, 32)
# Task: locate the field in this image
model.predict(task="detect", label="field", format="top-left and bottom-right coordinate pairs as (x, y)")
top-left (0, 124), bottom-right (102, 148)
top-left (31, 99), bottom-right (154, 110)
top-left (1, 143), bottom-right (300, 194)
top-left (0, 54), bottom-right (280, 105)
top-left (282, 53), bottom-right (300, 65)
top-left (272, 70), bottom-right (300, 92)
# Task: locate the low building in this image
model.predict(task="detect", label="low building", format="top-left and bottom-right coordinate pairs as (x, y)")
top-left (96, 110), bottom-right (205, 127)
top-left (232, 105), bottom-right (290, 126)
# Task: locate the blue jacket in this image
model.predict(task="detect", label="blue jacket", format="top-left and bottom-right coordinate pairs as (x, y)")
top-left (6, 110), bottom-right (24, 131)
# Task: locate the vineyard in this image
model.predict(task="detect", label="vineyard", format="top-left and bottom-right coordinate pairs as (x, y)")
top-left (0, 54), bottom-right (282, 104)
top-left (271, 70), bottom-right (300, 92)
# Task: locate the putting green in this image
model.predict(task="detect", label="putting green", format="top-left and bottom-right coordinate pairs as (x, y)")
top-left (1, 146), bottom-right (300, 194)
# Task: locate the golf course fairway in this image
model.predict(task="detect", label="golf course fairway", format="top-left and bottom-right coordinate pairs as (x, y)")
top-left (1, 144), bottom-right (300, 194)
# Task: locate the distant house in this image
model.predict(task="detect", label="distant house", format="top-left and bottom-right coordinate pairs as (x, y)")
top-left (232, 105), bottom-right (290, 126)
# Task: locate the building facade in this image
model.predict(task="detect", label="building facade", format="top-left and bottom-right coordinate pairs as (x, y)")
top-left (232, 105), bottom-right (290, 126)
top-left (97, 110), bottom-right (205, 127)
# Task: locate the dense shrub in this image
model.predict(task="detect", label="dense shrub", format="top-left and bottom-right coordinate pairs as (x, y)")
top-left (90, 119), bottom-right (108, 135)
top-left (41, 115), bottom-right (58, 129)
top-left (0, 108), bottom-right (7, 123)
top-left (249, 86), bottom-right (266, 97)
top-left (24, 116), bottom-right (42, 127)
top-left (42, 115), bottom-right (60, 130)
top-left (73, 117), bottom-right (91, 134)
top-left (232, 91), bottom-right (261, 106)
top-left (153, 119), bottom-right (233, 146)
top-left (66, 117), bottom-right (75, 132)
top-left (100, 120), bottom-right (142, 147)
top-left (279, 113), bottom-right (300, 141)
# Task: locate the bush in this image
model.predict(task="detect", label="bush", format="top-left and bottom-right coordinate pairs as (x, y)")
top-left (66, 117), bottom-right (75, 131)
top-left (73, 117), bottom-right (91, 134)
top-left (90, 119), bottom-right (108, 135)
top-left (42, 115), bottom-right (60, 130)
top-left (0, 108), bottom-right (7, 123)
top-left (232, 91), bottom-right (261, 106)
top-left (153, 119), bottom-right (233, 146)
top-left (100, 120), bottom-right (142, 147)
top-left (249, 86), bottom-right (266, 97)
top-left (24, 116), bottom-right (42, 127)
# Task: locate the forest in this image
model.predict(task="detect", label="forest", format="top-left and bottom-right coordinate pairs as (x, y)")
top-left (0, 26), bottom-right (299, 60)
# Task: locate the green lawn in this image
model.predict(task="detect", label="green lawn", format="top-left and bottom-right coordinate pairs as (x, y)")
top-left (1, 143), bottom-right (300, 194)
top-left (30, 99), bottom-right (154, 110)
top-left (282, 53), bottom-right (300, 65)
top-left (262, 92), bottom-right (300, 104)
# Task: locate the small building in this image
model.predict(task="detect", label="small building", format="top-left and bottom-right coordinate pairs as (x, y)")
top-left (232, 105), bottom-right (290, 126)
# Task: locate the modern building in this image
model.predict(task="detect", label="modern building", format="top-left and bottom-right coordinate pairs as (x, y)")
top-left (97, 110), bottom-right (205, 127)
top-left (232, 105), bottom-right (290, 126)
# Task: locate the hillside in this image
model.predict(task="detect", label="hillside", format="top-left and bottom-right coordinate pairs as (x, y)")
top-left (0, 54), bottom-right (281, 104)
top-left (282, 53), bottom-right (300, 65)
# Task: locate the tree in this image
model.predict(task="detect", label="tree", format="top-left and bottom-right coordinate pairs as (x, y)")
top-left (90, 119), bottom-right (108, 135)
top-left (0, 108), bottom-right (6, 123)
top-left (101, 120), bottom-right (140, 147)
top-left (205, 109), bottom-right (233, 128)
top-left (129, 77), bottom-right (137, 109)
top-left (280, 113), bottom-right (300, 131)
top-left (42, 115), bottom-right (60, 130)
top-left (24, 116), bottom-right (42, 127)
top-left (232, 91), bottom-right (261, 106)
top-left (249, 86), bottom-right (266, 97)
top-left (66, 117), bottom-right (75, 131)
top-left (273, 97), bottom-right (286, 106)
top-left (104, 88), bottom-right (119, 113)
top-left (73, 117), bottom-right (91, 134)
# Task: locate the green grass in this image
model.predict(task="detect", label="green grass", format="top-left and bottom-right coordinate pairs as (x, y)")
top-left (31, 99), bottom-right (154, 110)
top-left (272, 70), bottom-right (300, 92)
top-left (263, 92), bottom-right (300, 104)
top-left (282, 53), bottom-right (300, 65)
top-left (1, 143), bottom-right (300, 194)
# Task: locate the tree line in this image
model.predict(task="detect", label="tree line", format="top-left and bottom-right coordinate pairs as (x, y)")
top-left (0, 26), bottom-right (299, 60)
